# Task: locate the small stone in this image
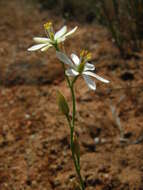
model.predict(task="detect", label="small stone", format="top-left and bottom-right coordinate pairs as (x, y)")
top-left (100, 138), bottom-right (106, 144)
top-left (94, 137), bottom-right (100, 144)
top-left (53, 179), bottom-right (60, 187)
top-left (25, 114), bottom-right (31, 119)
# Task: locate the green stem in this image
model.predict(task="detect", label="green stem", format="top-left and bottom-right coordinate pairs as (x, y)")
top-left (55, 44), bottom-right (85, 189)
top-left (70, 79), bottom-right (85, 190)
top-left (71, 78), bottom-right (77, 129)
top-left (66, 78), bottom-right (85, 190)
top-left (70, 126), bottom-right (85, 190)
top-left (66, 87), bottom-right (84, 190)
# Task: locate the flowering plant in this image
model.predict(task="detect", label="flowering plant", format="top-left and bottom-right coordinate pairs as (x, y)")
top-left (56, 51), bottom-right (109, 90)
top-left (28, 22), bottom-right (77, 52)
top-left (28, 22), bottom-right (109, 190)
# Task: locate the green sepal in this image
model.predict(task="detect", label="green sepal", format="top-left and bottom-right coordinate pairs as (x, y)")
top-left (73, 134), bottom-right (80, 164)
top-left (57, 90), bottom-right (69, 116)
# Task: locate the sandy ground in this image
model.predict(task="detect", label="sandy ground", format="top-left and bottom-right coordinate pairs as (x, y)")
top-left (0, 0), bottom-right (143, 189)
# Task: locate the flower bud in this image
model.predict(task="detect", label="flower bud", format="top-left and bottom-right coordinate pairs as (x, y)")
top-left (57, 91), bottom-right (69, 116)
top-left (73, 134), bottom-right (80, 159)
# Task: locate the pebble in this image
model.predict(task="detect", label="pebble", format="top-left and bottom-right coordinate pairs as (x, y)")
top-left (25, 114), bottom-right (31, 119)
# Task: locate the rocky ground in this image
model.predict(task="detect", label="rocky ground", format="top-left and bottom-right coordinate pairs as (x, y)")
top-left (0, 0), bottom-right (143, 189)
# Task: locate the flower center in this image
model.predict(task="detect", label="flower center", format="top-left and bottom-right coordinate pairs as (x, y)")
top-left (77, 62), bottom-right (85, 74)
top-left (77, 50), bottom-right (92, 73)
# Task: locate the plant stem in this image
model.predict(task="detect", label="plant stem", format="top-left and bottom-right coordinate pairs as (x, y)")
top-left (66, 116), bottom-right (85, 190)
top-left (70, 79), bottom-right (85, 190)
top-left (71, 78), bottom-right (77, 129)
top-left (66, 77), bottom-right (85, 190)
top-left (55, 44), bottom-right (85, 189)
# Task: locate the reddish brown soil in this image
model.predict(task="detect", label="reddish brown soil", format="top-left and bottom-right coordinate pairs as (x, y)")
top-left (0, 0), bottom-right (143, 189)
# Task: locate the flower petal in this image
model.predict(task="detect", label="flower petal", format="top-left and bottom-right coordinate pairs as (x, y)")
top-left (83, 71), bottom-right (109, 83)
top-left (83, 75), bottom-right (96, 90)
top-left (55, 26), bottom-right (67, 40)
top-left (64, 26), bottom-right (78, 38)
top-left (41, 44), bottom-right (52, 51)
top-left (28, 44), bottom-right (47, 51)
top-left (57, 36), bottom-right (66, 43)
top-left (56, 51), bottom-right (74, 67)
top-left (66, 69), bottom-right (79, 76)
top-left (84, 63), bottom-right (95, 71)
top-left (33, 37), bottom-right (51, 44)
top-left (71, 53), bottom-right (80, 66)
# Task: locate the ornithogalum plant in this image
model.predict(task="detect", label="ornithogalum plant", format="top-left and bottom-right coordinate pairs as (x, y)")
top-left (28, 22), bottom-right (109, 190)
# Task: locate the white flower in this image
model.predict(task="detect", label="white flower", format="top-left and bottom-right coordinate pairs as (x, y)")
top-left (56, 51), bottom-right (109, 91)
top-left (28, 22), bottom-right (78, 52)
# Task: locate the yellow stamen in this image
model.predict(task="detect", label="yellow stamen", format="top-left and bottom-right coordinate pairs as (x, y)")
top-left (86, 52), bottom-right (92, 60)
top-left (80, 50), bottom-right (92, 61)
top-left (44, 22), bottom-right (52, 30)
top-left (44, 22), bottom-right (55, 40)
top-left (78, 50), bottom-right (92, 73)
top-left (80, 50), bottom-right (87, 58)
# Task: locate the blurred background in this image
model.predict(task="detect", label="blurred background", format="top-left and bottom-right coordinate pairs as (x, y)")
top-left (32, 0), bottom-right (143, 56)
top-left (0, 0), bottom-right (143, 190)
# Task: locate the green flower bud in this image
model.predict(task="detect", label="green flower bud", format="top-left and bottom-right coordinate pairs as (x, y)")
top-left (73, 134), bottom-right (80, 159)
top-left (57, 91), bottom-right (69, 116)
